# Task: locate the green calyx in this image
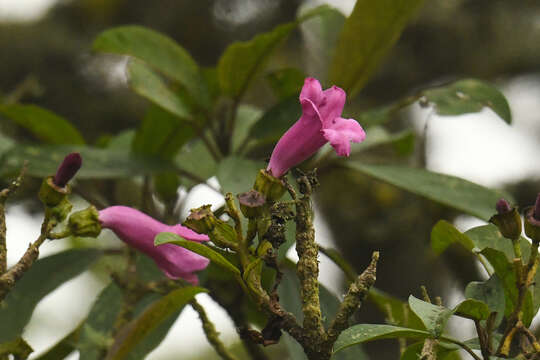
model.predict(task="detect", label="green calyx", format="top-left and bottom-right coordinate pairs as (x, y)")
top-left (489, 206), bottom-right (522, 240)
top-left (524, 206), bottom-right (540, 244)
top-left (184, 205), bottom-right (237, 249)
top-left (39, 176), bottom-right (71, 207)
top-left (253, 169), bottom-right (286, 202)
top-left (68, 206), bottom-right (102, 238)
top-left (237, 190), bottom-right (266, 219)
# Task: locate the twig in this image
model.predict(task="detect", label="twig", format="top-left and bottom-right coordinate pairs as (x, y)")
top-left (191, 298), bottom-right (238, 360)
top-left (326, 252), bottom-right (379, 344)
top-left (0, 163), bottom-right (27, 275)
top-left (439, 336), bottom-right (482, 360)
top-left (0, 211), bottom-right (56, 301)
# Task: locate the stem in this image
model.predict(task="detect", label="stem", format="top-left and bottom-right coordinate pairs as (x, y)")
top-left (191, 298), bottom-right (238, 360)
top-left (420, 338), bottom-right (437, 360)
top-left (294, 177), bottom-right (324, 342)
top-left (0, 164), bottom-right (27, 275)
top-left (474, 320), bottom-right (491, 360)
top-left (439, 336), bottom-right (482, 360)
top-left (175, 167), bottom-right (221, 194)
top-left (326, 252), bottom-right (379, 345)
top-left (0, 211), bottom-right (55, 301)
top-left (191, 123), bottom-right (222, 162)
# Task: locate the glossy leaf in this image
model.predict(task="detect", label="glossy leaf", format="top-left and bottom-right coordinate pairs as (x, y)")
top-left (218, 5), bottom-right (331, 98)
top-left (247, 96), bottom-right (301, 147)
top-left (368, 288), bottom-right (425, 330)
top-left (93, 25), bottom-right (208, 106)
top-left (431, 220), bottom-right (475, 256)
top-left (175, 140), bottom-right (217, 187)
top-left (465, 275), bottom-right (505, 326)
top-left (78, 284), bottom-right (123, 360)
top-left (421, 79), bottom-right (511, 124)
top-left (333, 324), bottom-right (430, 354)
top-left (231, 105), bottom-right (262, 153)
top-left (265, 68), bottom-right (306, 100)
top-left (0, 249), bottom-right (101, 343)
top-left (329, 0), bottom-right (425, 97)
top-left (0, 104), bottom-right (84, 145)
top-left (105, 286), bottom-right (206, 360)
top-left (1, 145), bottom-right (172, 179)
top-left (453, 299), bottom-right (490, 321)
top-left (154, 232), bottom-right (241, 275)
top-left (216, 156), bottom-right (264, 195)
top-left (465, 224), bottom-right (531, 263)
top-left (480, 247), bottom-right (535, 326)
top-left (348, 163), bottom-right (513, 221)
top-left (132, 105), bottom-right (194, 160)
top-left (127, 60), bottom-right (192, 120)
top-left (408, 296), bottom-right (453, 337)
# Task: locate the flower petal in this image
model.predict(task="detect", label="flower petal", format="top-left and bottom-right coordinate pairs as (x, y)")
top-left (318, 86), bottom-right (346, 126)
top-left (322, 117), bottom-right (366, 156)
top-left (171, 224), bottom-right (209, 242)
top-left (267, 99), bottom-right (325, 177)
top-left (299, 77), bottom-right (323, 106)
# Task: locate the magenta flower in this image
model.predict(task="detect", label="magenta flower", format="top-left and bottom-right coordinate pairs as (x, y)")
top-left (98, 206), bottom-right (210, 284)
top-left (267, 77), bottom-right (366, 177)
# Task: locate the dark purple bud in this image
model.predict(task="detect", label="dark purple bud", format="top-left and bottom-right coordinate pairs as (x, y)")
top-left (534, 193), bottom-right (540, 221)
top-left (53, 152), bottom-right (82, 187)
top-left (496, 198), bottom-right (512, 214)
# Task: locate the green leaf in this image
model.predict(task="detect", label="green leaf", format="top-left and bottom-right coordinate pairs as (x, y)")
top-left (1, 145), bottom-right (172, 179)
top-left (0, 249), bottom-right (101, 343)
top-left (465, 275), bottom-right (505, 326)
top-left (465, 224), bottom-right (531, 263)
top-left (367, 288), bottom-right (425, 330)
top-left (0, 104), bottom-right (85, 145)
top-left (421, 79), bottom-right (511, 124)
top-left (78, 284), bottom-right (123, 360)
top-left (348, 164), bottom-right (512, 221)
top-left (329, 0), bottom-right (425, 97)
top-left (104, 286), bottom-right (206, 360)
top-left (174, 140), bottom-right (217, 187)
top-left (431, 220), bottom-right (475, 256)
top-left (216, 156), bottom-right (264, 195)
top-left (127, 60), bottom-right (192, 119)
top-left (453, 299), bottom-right (490, 321)
top-left (265, 68), bottom-right (306, 100)
top-left (93, 25), bottom-right (208, 106)
top-left (154, 232), bottom-right (241, 275)
top-left (0, 132), bottom-right (15, 156)
top-left (480, 247), bottom-right (535, 326)
top-left (132, 105), bottom-right (195, 160)
top-left (408, 296), bottom-right (453, 337)
top-left (217, 5), bottom-right (331, 98)
top-left (333, 324), bottom-right (430, 354)
top-left (247, 96), bottom-right (301, 147)
top-left (0, 337), bottom-right (33, 359)
top-left (35, 325), bottom-right (80, 360)
top-left (232, 105), bottom-right (263, 153)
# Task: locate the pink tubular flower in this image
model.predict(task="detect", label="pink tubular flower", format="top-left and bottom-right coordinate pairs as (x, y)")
top-left (267, 77), bottom-right (366, 178)
top-left (98, 206), bottom-right (209, 285)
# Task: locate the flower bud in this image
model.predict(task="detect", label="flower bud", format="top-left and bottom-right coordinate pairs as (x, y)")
top-left (489, 198), bottom-right (522, 240)
top-left (38, 153), bottom-right (82, 207)
top-left (53, 152), bottom-right (82, 188)
top-left (237, 190), bottom-right (266, 219)
top-left (68, 206), bottom-right (102, 238)
top-left (253, 170), bottom-right (286, 202)
top-left (524, 193), bottom-right (540, 244)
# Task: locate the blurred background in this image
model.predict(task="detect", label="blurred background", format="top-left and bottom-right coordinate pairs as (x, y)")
top-left (1, 0), bottom-right (540, 359)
